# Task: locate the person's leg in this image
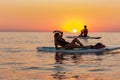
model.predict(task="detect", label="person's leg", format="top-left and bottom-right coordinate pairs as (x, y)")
top-left (83, 34), bottom-right (87, 37)
top-left (79, 31), bottom-right (83, 36)
top-left (71, 38), bottom-right (83, 46)
top-left (64, 44), bottom-right (80, 49)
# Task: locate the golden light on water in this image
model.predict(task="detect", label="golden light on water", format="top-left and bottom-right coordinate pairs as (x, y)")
top-left (61, 19), bottom-right (85, 33)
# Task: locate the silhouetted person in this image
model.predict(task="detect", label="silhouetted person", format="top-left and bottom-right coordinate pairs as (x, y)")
top-left (53, 30), bottom-right (83, 49)
top-left (53, 30), bottom-right (105, 50)
top-left (79, 25), bottom-right (88, 37)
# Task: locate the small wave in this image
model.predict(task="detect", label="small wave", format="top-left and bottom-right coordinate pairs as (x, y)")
top-left (15, 41), bottom-right (41, 44)
top-left (0, 48), bottom-right (34, 53)
top-left (21, 67), bottom-right (44, 70)
top-left (0, 62), bottom-right (24, 65)
top-left (89, 68), bottom-right (109, 72)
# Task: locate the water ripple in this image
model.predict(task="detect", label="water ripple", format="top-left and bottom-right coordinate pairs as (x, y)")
top-left (0, 48), bottom-right (34, 53)
top-left (89, 68), bottom-right (110, 72)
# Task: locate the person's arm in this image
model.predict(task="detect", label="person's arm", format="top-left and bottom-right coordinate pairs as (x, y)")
top-left (55, 40), bottom-right (63, 50)
top-left (55, 41), bottom-right (59, 49)
top-left (53, 30), bottom-right (63, 37)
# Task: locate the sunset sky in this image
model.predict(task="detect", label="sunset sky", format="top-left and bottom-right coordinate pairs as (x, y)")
top-left (0, 0), bottom-right (120, 32)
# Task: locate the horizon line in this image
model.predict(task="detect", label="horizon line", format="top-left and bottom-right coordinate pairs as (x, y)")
top-left (0, 31), bottom-right (120, 33)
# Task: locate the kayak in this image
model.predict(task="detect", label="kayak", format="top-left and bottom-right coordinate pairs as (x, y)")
top-left (66, 36), bottom-right (101, 39)
top-left (36, 46), bottom-right (120, 53)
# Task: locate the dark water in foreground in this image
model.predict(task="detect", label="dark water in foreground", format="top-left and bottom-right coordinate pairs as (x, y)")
top-left (0, 32), bottom-right (120, 80)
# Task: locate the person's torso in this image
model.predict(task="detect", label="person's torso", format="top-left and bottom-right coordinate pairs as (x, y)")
top-left (56, 38), bottom-right (69, 47)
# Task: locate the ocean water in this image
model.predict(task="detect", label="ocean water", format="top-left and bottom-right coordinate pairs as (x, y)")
top-left (0, 32), bottom-right (120, 80)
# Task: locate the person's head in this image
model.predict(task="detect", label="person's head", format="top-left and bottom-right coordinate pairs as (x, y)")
top-left (54, 33), bottom-right (61, 39)
top-left (84, 25), bottom-right (87, 28)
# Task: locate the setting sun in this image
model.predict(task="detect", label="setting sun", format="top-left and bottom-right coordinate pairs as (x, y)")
top-left (73, 29), bottom-right (77, 33)
top-left (61, 19), bottom-right (85, 32)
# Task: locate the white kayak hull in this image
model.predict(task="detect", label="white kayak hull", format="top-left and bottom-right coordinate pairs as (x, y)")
top-left (36, 46), bottom-right (120, 53)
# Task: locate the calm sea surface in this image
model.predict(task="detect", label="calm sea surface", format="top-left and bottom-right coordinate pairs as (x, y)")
top-left (0, 32), bottom-right (120, 80)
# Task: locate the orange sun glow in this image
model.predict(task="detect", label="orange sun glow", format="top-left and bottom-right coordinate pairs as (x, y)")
top-left (61, 19), bottom-right (85, 33)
